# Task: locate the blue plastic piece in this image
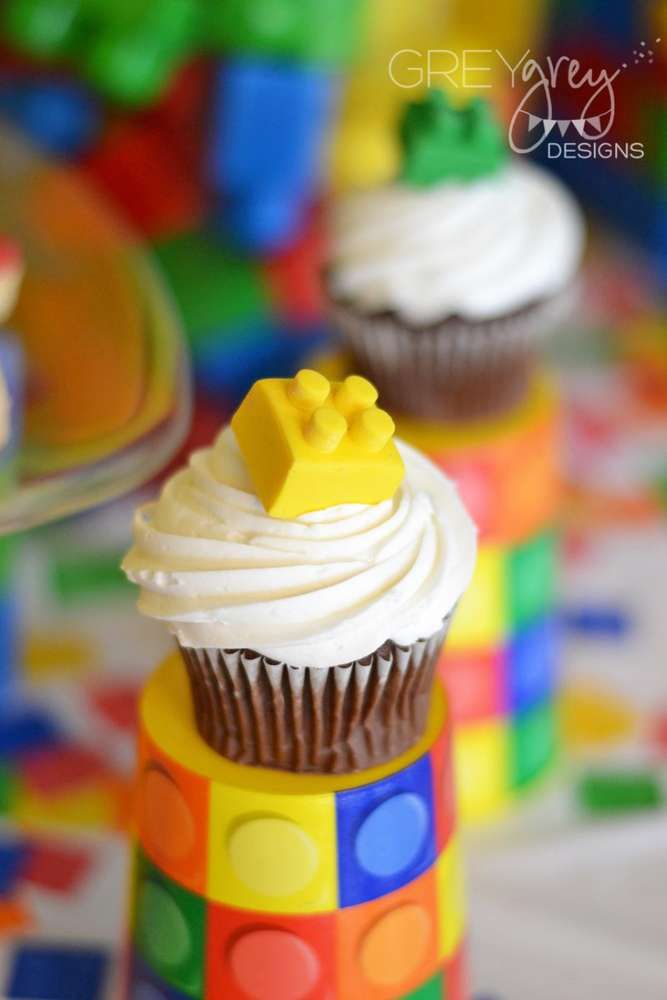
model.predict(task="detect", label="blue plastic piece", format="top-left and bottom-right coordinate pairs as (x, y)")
top-left (0, 595), bottom-right (20, 697)
top-left (208, 59), bottom-right (338, 250)
top-left (547, 1), bottom-right (646, 46)
top-left (128, 952), bottom-right (194, 1000)
top-left (0, 705), bottom-right (62, 758)
top-left (7, 945), bottom-right (109, 1000)
top-left (193, 322), bottom-right (331, 404)
top-left (533, 145), bottom-right (667, 284)
top-left (0, 333), bottom-right (24, 459)
top-left (335, 752), bottom-right (436, 907)
top-left (507, 617), bottom-right (559, 713)
top-left (0, 78), bottom-right (101, 159)
top-left (0, 838), bottom-right (28, 896)
top-left (216, 190), bottom-right (307, 253)
top-left (560, 605), bottom-right (632, 638)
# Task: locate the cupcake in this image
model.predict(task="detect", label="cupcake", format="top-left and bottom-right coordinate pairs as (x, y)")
top-left (122, 370), bottom-right (476, 774)
top-left (327, 90), bottom-right (585, 420)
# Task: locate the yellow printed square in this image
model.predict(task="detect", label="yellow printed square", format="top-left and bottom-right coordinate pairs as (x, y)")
top-left (436, 837), bottom-right (466, 960)
top-left (207, 782), bottom-right (338, 914)
top-left (455, 720), bottom-right (510, 824)
top-left (447, 545), bottom-right (507, 650)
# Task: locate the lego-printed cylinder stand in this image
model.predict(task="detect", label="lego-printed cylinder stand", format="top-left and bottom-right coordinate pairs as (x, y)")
top-left (397, 374), bottom-right (562, 823)
top-left (126, 654), bottom-right (467, 999)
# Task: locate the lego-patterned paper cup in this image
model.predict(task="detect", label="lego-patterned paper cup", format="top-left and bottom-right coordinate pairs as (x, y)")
top-left (327, 285), bottom-right (578, 421)
top-left (178, 615), bottom-right (452, 774)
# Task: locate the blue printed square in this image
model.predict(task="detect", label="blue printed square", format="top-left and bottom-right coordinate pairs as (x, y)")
top-left (335, 752), bottom-right (436, 907)
top-left (507, 617), bottom-right (559, 713)
top-left (8, 945), bottom-right (109, 1000)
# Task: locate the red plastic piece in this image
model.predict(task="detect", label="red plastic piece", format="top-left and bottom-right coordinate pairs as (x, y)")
top-left (264, 207), bottom-right (327, 325)
top-left (88, 683), bottom-right (140, 732)
top-left (439, 649), bottom-right (506, 724)
top-left (19, 744), bottom-right (112, 797)
top-left (22, 840), bottom-right (93, 894)
top-left (78, 122), bottom-right (204, 239)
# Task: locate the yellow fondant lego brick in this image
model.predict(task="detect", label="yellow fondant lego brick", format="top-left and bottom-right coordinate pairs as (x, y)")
top-left (231, 371), bottom-right (404, 518)
top-left (454, 720), bottom-right (510, 824)
top-left (207, 781), bottom-right (338, 913)
top-left (447, 545), bottom-right (507, 650)
top-left (436, 837), bottom-right (466, 960)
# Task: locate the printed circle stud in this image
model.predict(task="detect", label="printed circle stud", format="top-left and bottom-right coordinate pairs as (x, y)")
top-left (137, 882), bottom-right (190, 969)
top-left (229, 928), bottom-right (320, 1000)
top-left (228, 816), bottom-right (319, 897)
top-left (359, 903), bottom-right (432, 987)
top-left (141, 766), bottom-right (195, 863)
top-left (355, 792), bottom-right (429, 877)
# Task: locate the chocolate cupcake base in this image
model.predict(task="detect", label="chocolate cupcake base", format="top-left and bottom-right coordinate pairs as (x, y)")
top-left (178, 617), bottom-right (451, 774)
top-left (328, 285), bottom-right (578, 421)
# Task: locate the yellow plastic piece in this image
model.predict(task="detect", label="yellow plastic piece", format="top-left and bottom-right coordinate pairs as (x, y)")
top-left (141, 654), bottom-right (446, 797)
top-left (447, 545), bottom-right (507, 650)
top-left (436, 837), bottom-right (466, 960)
top-left (208, 781), bottom-right (338, 913)
top-left (14, 785), bottom-right (116, 830)
top-left (561, 685), bottom-right (638, 751)
top-left (231, 371), bottom-right (404, 519)
top-left (454, 720), bottom-right (510, 824)
top-left (24, 631), bottom-right (96, 681)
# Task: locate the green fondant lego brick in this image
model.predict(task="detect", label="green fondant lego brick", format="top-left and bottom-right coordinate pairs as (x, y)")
top-left (49, 550), bottom-right (130, 605)
top-left (511, 701), bottom-right (558, 789)
top-left (508, 530), bottom-right (558, 631)
top-left (577, 771), bottom-right (663, 815)
top-left (153, 232), bottom-right (270, 341)
top-left (133, 850), bottom-right (206, 996)
top-left (403, 970), bottom-right (445, 998)
top-left (202, 0), bottom-right (368, 66)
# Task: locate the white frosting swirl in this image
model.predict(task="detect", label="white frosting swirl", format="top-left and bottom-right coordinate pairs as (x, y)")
top-left (122, 427), bottom-right (477, 668)
top-left (329, 160), bottom-right (584, 324)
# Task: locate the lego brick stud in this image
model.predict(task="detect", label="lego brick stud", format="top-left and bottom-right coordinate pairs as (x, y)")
top-left (305, 407), bottom-right (347, 453)
top-left (350, 407), bottom-right (395, 453)
top-left (288, 368), bottom-right (330, 410)
top-left (334, 374), bottom-right (378, 416)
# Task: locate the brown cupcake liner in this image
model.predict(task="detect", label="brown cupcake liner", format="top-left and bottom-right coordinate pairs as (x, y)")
top-left (178, 615), bottom-right (452, 774)
top-left (327, 283), bottom-right (579, 421)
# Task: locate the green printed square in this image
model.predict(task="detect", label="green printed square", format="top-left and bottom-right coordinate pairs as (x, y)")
top-left (133, 850), bottom-right (206, 996)
top-left (511, 701), bottom-right (558, 790)
top-left (49, 549), bottom-right (130, 605)
top-left (403, 970), bottom-right (445, 998)
top-left (508, 530), bottom-right (558, 630)
top-left (153, 232), bottom-right (269, 340)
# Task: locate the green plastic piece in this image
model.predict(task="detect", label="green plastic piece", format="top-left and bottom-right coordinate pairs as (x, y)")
top-left (2, 0), bottom-right (82, 58)
top-left (82, 0), bottom-right (197, 105)
top-left (655, 471), bottom-right (667, 511)
top-left (400, 90), bottom-right (508, 187)
top-left (403, 970), bottom-right (444, 998)
top-left (0, 535), bottom-right (18, 591)
top-left (49, 549), bottom-right (130, 605)
top-left (511, 701), bottom-right (558, 789)
top-left (153, 232), bottom-right (270, 341)
top-left (0, 764), bottom-right (17, 816)
top-left (508, 530), bottom-right (559, 631)
top-left (134, 851), bottom-right (206, 996)
top-left (202, 0), bottom-right (368, 66)
top-left (577, 772), bottom-right (663, 815)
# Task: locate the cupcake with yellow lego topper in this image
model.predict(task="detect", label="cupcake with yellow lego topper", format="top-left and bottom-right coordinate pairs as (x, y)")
top-left (327, 90), bottom-right (585, 420)
top-left (123, 369), bottom-right (476, 774)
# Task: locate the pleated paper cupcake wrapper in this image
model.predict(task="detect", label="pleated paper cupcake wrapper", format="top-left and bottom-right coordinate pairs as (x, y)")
top-left (178, 617), bottom-right (451, 774)
top-left (328, 284), bottom-right (578, 421)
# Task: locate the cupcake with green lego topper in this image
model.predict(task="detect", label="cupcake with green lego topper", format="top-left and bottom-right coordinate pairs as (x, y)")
top-left (122, 369), bottom-right (476, 774)
top-left (327, 90), bottom-right (585, 420)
